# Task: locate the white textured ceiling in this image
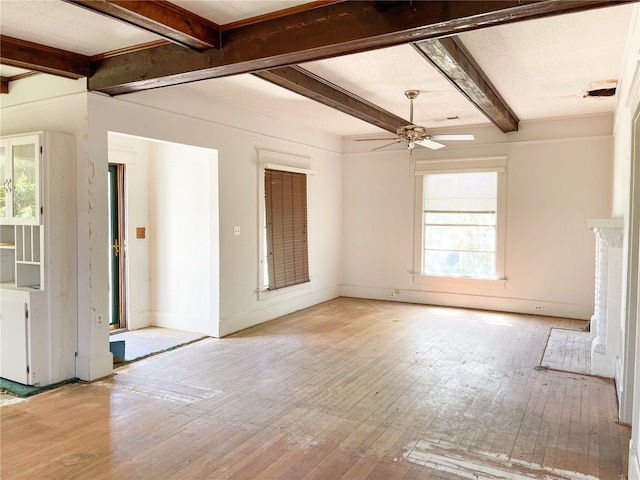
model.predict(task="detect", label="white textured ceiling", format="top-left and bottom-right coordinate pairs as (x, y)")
top-left (0, 1), bottom-right (636, 137)
top-left (300, 45), bottom-right (488, 129)
top-left (0, 65), bottom-right (30, 77)
top-left (458, 6), bottom-right (632, 121)
top-left (171, 0), bottom-right (311, 25)
top-left (0, 1), bottom-right (159, 55)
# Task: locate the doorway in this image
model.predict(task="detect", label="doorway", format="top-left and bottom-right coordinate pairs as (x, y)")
top-left (107, 131), bottom-right (220, 337)
top-left (108, 163), bottom-right (126, 331)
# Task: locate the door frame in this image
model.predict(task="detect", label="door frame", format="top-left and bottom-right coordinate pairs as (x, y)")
top-left (620, 102), bottom-right (640, 425)
top-left (108, 162), bottom-right (126, 331)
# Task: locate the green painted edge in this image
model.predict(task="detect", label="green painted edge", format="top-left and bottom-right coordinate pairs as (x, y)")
top-left (0, 377), bottom-right (79, 398)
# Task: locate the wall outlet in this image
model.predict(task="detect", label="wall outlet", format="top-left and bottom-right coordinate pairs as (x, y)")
top-left (391, 289), bottom-right (400, 297)
top-left (534, 305), bottom-right (543, 311)
top-left (96, 314), bottom-right (104, 326)
top-left (233, 226), bottom-right (241, 236)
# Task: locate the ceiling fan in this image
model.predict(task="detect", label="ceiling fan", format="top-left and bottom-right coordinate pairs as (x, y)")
top-left (358, 90), bottom-right (474, 151)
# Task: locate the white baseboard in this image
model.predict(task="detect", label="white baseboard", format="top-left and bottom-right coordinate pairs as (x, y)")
top-left (152, 312), bottom-right (209, 336)
top-left (617, 358), bottom-right (624, 402)
top-left (128, 310), bottom-right (152, 330)
top-left (219, 286), bottom-right (340, 337)
top-left (629, 443), bottom-right (640, 480)
top-left (339, 285), bottom-right (593, 320)
top-left (75, 351), bottom-right (113, 382)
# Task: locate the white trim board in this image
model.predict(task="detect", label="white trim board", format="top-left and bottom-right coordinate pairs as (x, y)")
top-left (219, 286), bottom-right (340, 337)
top-left (340, 285), bottom-right (593, 320)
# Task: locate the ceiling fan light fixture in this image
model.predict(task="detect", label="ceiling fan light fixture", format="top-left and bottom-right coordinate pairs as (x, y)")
top-left (404, 90), bottom-right (420, 100)
top-left (358, 89), bottom-right (474, 152)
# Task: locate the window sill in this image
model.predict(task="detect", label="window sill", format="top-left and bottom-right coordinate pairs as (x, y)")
top-left (257, 281), bottom-right (310, 301)
top-left (413, 274), bottom-right (506, 292)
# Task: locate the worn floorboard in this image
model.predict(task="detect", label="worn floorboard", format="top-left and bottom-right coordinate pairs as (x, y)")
top-left (0, 298), bottom-right (629, 479)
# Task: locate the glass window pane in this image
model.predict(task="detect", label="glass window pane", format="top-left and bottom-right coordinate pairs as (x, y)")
top-left (422, 171), bottom-right (499, 278)
top-left (423, 250), bottom-right (495, 278)
top-left (12, 144), bottom-right (36, 219)
top-left (424, 225), bottom-right (496, 252)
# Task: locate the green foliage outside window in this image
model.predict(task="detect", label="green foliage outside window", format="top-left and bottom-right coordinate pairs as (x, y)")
top-left (11, 145), bottom-right (36, 219)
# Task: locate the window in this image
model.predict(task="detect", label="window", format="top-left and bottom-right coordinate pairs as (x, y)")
top-left (264, 168), bottom-right (309, 290)
top-left (257, 150), bottom-right (316, 297)
top-left (414, 157), bottom-right (506, 284)
top-left (423, 171), bottom-right (497, 278)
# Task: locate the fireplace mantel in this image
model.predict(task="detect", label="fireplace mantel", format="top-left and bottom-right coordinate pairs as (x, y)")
top-left (588, 218), bottom-right (623, 378)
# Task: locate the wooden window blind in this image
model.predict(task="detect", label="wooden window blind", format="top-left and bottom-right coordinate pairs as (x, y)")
top-left (264, 169), bottom-right (309, 290)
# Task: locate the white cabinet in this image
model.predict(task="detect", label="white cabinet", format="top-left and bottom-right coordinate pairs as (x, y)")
top-left (0, 131), bottom-right (77, 386)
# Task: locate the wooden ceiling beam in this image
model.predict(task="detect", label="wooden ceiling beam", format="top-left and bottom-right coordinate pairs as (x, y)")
top-left (254, 66), bottom-right (408, 134)
top-left (0, 35), bottom-right (91, 79)
top-left (64, 0), bottom-right (221, 51)
top-left (1, 77), bottom-right (9, 94)
top-left (413, 37), bottom-right (519, 133)
top-left (89, 0), bottom-right (634, 96)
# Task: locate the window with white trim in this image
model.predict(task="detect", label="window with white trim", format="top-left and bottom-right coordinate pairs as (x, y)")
top-left (414, 157), bottom-right (507, 283)
top-left (257, 150), bottom-right (316, 298)
top-left (264, 168), bottom-right (309, 290)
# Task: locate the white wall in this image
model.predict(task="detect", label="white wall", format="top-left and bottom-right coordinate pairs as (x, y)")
top-left (89, 86), bottom-right (343, 341)
top-left (1, 74), bottom-right (343, 380)
top-left (148, 141), bottom-right (215, 334)
top-left (342, 114), bottom-right (613, 319)
top-left (612, 5), bottom-right (640, 478)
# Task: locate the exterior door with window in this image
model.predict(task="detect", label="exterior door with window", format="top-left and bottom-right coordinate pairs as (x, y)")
top-left (108, 163), bottom-right (126, 330)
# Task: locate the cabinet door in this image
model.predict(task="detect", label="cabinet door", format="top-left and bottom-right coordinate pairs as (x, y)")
top-left (9, 135), bottom-right (41, 224)
top-left (0, 298), bottom-right (29, 384)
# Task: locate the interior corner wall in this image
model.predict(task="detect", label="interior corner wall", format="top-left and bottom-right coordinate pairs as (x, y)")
top-left (341, 114), bottom-right (613, 320)
top-left (147, 141), bottom-right (214, 334)
top-left (88, 86), bottom-right (342, 338)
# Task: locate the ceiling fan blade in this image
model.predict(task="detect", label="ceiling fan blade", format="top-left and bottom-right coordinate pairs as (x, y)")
top-left (372, 140), bottom-right (402, 151)
top-left (430, 134), bottom-right (475, 141)
top-left (356, 137), bottom-right (398, 142)
top-left (416, 139), bottom-right (446, 150)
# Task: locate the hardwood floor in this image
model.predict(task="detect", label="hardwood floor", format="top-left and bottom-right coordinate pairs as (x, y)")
top-left (1, 298), bottom-right (630, 479)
